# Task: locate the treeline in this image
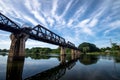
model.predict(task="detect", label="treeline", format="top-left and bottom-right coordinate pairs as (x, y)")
top-left (78, 42), bottom-right (120, 53)
top-left (0, 49), bottom-right (9, 52)
top-left (0, 47), bottom-right (71, 55)
top-left (100, 43), bottom-right (120, 52)
top-left (25, 47), bottom-right (71, 54)
top-left (0, 42), bottom-right (119, 55)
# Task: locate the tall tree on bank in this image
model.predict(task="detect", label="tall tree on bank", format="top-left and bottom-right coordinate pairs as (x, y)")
top-left (78, 42), bottom-right (100, 53)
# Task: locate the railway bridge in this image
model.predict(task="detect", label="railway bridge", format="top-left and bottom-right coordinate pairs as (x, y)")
top-left (0, 12), bottom-right (80, 60)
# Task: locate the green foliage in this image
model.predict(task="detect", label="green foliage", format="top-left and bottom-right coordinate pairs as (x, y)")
top-left (25, 47), bottom-right (71, 55)
top-left (66, 48), bottom-right (71, 53)
top-left (100, 47), bottom-right (111, 52)
top-left (78, 42), bottom-right (100, 53)
top-left (100, 43), bottom-right (120, 53)
top-left (28, 54), bottom-right (50, 59)
top-left (0, 49), bottom-right (9, 52)
top-left (25, 47), bottom-right (51, 54)
top-left (111, 43), bottom-right (119, 51)
top-left (79, 54), bottom-right (98, 65)
top-left (50, 47), bottom-right (60, 54)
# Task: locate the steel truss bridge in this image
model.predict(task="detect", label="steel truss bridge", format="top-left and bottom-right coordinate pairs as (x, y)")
top-left (0, 12), bottom-right (79, 50)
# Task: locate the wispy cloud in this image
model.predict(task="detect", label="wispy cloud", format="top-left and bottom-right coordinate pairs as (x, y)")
top-left (51, 0), bottom-right (58, 16)
top-left (0, 0), bottom-right (120, 49)
top-left (109, 20), bottom-right (120, 28)
top-left (59, 0), bottom-right (74, 19)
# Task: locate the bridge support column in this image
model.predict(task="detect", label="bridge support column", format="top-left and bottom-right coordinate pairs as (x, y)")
top-left (60, 47), bottom-right (66, 56)
top-left (71, 49), bottom-right (75, 60)
top-left (8, 33), bottom-right (29, 61)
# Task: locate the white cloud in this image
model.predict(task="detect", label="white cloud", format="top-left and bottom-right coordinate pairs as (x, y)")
top-left (59, 0), bottom-right (73, 18)
top-left (104, 20), bottom-right (120, 35)
top-left (0, 0), bottom-right (120, 49)
top-left (23, 15), bottom-right (38, 25)
top-left (83, 27), bottom-right (93, 35)
top-left (24, 0), bottom-right (41, 11)
top-left (67, 1), bottom-right (91, 26)
top-left (109, 20), bottom-right (120, 28)
top-left (47, 17), bottom-right (54, 27)
top-left (67, 19), bottom-right (74, 27)
top-left (32, 11), bottom-right (47, 26)
top-left (24, 0), bottom-right (48, 26)
top-left (74, 18), bottom-right (97, 35)
top-left (75, 19), bottom-right (90, 28)
top-left (51, 0), bottom-right (58, 16)
top-left (79, 19), bottom-right (90, 27)
top-left (89, 18), bottom-right (98, 28)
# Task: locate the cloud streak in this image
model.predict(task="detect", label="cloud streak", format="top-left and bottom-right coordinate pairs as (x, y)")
top-left (0, 0), bottom-right (120, 49)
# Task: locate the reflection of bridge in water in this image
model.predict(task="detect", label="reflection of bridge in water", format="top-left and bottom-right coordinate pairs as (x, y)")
top-left (0, 12), bottom-right (80, 60)
top-left (6, 53), bottom-right (80, 80)
top-left (25, 58), bottom-right (77, 80)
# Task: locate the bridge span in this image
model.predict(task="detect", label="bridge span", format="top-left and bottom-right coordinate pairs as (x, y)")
top-left (0, 12), bottom-right (80, 60)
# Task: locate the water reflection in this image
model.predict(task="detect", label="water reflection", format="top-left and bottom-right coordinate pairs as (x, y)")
top-left (3, 53), bottom-right (120, 80)
top-left (6, 53), bottom-right (79, 80)
top-left (115, 57), bottom-right (120, 63)
top-left (6, 57), bottom-right (24, 80)
top-left (25, 57), bottom-right (77, 80)
top-left (79, 54), bottom-right (98, 65)
top-left (60, 55), bottom-right (66, 64)
top-left (26, 54), bottom-right (51, 60)
top-left (113, 53), bottom-right (120, 63)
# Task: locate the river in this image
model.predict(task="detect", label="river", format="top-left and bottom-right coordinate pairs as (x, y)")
top-left (0, 54), bottom-right (120, 80)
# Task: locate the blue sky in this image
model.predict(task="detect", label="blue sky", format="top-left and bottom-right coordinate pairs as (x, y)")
top-left (0, 0), bottom-right (120, 49)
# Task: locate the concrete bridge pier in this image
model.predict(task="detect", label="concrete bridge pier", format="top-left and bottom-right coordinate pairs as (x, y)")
top-left (8, 33), bottom-right (29, 61)
top-left (60, 46), bottom-right (66, 56)
top-left (75, 50), bottom-right (78, 59)
top-left (71, 49), bottom-right (75, 60)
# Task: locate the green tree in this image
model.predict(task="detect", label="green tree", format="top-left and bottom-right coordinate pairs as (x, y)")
top-left (111, 43), bottom-right (119, 50)
top-left (83, 46), bottom-right (89, 53)
top-left (2, 49), bottom-right (8, 52)
top-left (100, 48), bottom-right (106, 52)
top-left (78, 42), bottom-right (100, 53)
top-left (50, 47), bottom-right (60, 54)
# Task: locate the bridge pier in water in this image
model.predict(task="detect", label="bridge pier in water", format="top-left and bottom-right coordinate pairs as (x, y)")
top-left (71, 49), bottom-right (81, 59)
top-left (8, 33), bottom-right (29, 61)
top-left (60, 46), bottom-right (66, 56)
top-left (71, 49), bottom-right (75, 60)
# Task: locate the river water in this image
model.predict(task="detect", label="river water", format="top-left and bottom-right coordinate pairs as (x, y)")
top-left (0, 54), bottom-right (120, 80)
